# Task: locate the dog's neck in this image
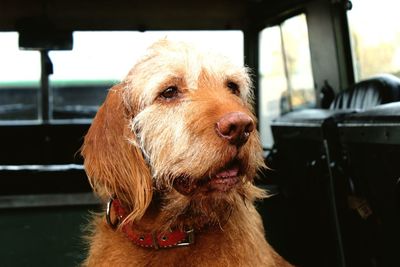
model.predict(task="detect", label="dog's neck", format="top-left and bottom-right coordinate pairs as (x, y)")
top-left (106, 187), bottom-right (262, 251)
top-left (108, 181), bottom-right (264, 241)
top-left (133, 193), bottom-right (234, 233)
top-left (110, 189), bottom-right (248, 233)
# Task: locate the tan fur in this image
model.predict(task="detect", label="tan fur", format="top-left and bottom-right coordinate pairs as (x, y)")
top-left (81, 39), bottom-right (292, 266)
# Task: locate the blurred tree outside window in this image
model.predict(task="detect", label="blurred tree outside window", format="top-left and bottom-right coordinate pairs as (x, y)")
top-left (348, 0), bottom-right (400, 80)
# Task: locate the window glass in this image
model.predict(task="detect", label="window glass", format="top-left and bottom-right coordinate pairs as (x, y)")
top-left (259, 14), bottom-right (315, 148)
top-left (49, 31), bottom-right (244, 120)
top-left (259, 26), bottom-right (287, 148)
top-left (347, 0), bottom-right (400, 80)
top-left (280, 15), bottom-right (315, 110)
top-left (0, 32), bottom-right (40, 121)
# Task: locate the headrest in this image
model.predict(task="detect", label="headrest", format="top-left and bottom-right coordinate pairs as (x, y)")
top-left (330, 74), bottom-right (400, 110)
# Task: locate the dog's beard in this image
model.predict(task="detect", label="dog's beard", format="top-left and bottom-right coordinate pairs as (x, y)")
top-left (153, 181), bottom-right (263, 231)
top-left (135, 141), bottom-right (264, 231)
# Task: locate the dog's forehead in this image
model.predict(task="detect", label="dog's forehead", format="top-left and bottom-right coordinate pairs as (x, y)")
top-left (149, 41), bottom-right (245, 78)
top-left (124, 40), bottom-right (250, 107)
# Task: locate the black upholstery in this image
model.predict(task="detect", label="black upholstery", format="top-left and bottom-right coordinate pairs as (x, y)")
top-left (267, 109), bottom-right (352, 267)
top-left (330, 74), bottom-right (400, 110)
top-left (338, 102), bottom-right (400, 267)
top-left (263, 75), bottom-right (400, 267)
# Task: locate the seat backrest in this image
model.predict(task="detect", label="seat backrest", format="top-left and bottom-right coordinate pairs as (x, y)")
top-left (330, 74), bottom-right (400, 110)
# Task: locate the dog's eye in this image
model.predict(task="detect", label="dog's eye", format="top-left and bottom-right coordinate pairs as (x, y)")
top-left (160, 86), bottom-right (179, 99)
top-left (227, 81), bottom-right (240, 96)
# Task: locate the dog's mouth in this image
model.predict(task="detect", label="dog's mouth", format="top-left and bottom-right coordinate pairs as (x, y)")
top-left (173, 160), bottom-right (243, 195)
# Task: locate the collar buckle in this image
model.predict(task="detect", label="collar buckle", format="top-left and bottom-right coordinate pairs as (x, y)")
top-left (176, 228), bottom-right (195, 247)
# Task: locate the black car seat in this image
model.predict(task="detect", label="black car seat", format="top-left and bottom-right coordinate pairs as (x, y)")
top-left (263, 74), bottom-right (400, 267)
top-left (330, 74), bottom-right (400, 110)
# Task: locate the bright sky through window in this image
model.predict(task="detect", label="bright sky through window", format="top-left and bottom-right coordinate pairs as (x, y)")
top-left (0, 31), bottom-right (244, 83)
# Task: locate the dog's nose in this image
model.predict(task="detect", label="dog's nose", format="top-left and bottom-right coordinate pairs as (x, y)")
top-left (216, 112), bottom-right (254, 146)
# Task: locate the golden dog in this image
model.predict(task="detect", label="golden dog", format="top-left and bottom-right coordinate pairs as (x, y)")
top-left (81, 40), bottom-right (292, 266)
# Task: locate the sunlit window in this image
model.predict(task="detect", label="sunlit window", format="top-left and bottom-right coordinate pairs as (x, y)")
top-left (1, 31), bottom-right (243, 122)
top-left (259, 14), bottom-right (315, 148)
top-left (49, 31), bottom-right (244, 120)
top-left (348, 0), bottom-right (400, 81)
top-left (0, 32), bottom-right (40, 121)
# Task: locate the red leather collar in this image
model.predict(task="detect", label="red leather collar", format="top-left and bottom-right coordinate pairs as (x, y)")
top-left (106, 198), bottom-right (194, 249)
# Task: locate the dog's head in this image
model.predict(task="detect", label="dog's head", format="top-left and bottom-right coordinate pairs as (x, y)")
top-left (82, 40), bottom-right (265, 226)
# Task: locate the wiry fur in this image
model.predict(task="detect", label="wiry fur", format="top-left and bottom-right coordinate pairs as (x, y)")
top-left (81, 39), bottom-right (292, 266)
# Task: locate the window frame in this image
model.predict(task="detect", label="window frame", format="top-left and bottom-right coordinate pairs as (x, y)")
top-left (257, 11), bottom-right (316, 149)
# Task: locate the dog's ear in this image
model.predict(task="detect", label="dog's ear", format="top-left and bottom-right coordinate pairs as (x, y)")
top-left (81, 83), bottom-right (152, 222)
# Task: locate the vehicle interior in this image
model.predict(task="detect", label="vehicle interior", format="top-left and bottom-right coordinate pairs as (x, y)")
top-left (1, 0), bottom-right (399, 266)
